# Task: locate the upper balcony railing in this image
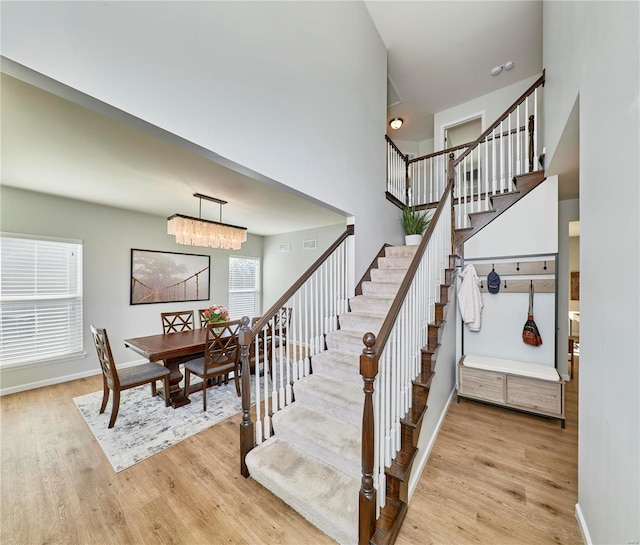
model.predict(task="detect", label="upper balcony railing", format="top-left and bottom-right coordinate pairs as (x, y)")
top-left (386, 70), bottom-right (545, 227)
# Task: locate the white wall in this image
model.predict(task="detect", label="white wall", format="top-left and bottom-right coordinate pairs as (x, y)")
top-left (460, 176), bottom-right (558, 368)
top-left (262, 223), bottom-right (346, 309)
top-left (0, 187), bottom-right (263, 394)
top-left (544, 2), bottom-right (640, 543)
top-left (464, 175), bottom-right (558, 258)
top-left (0, 1), bottom-right (400, 279)
top-left (433, 74), bottom-right (541, 151)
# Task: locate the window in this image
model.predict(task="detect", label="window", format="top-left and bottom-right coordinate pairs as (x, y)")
top-left (228, 256), bottom-right (260, 319)
top-left (0, 234), bottom-right (83, 367)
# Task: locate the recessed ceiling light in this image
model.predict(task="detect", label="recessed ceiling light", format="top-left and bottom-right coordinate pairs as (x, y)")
top-left (491, 61), bottom-right (515, 76)
top-left (389, 117), bottom-right (403, 130)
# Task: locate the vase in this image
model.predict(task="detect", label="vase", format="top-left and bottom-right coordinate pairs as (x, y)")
top-left (405, 234), bottom-right (422, 246)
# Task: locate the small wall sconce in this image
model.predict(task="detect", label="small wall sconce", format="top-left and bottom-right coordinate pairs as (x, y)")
top-left (389, 117), bottom-right (403, 130)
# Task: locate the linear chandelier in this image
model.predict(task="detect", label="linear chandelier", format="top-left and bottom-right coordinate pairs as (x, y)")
top-left (167, 193), bottom-right (247, 250)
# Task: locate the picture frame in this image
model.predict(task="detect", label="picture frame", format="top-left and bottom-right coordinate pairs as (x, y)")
top-left (130, 248), bottom-right (210, 305)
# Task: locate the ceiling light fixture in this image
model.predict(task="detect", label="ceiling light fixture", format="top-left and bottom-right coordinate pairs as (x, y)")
top-left (491, 61), bottom-right (515, 76)
top-left (167, 193), bottom-right (247, 250)
top-left (389, 117), bottom-right (403, 130)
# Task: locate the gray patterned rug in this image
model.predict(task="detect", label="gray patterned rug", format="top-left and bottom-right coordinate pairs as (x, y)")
top-left (74, 377), bottom-right (249, 472)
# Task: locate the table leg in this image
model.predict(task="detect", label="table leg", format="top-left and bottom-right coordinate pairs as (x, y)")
top-left (159, 358), bottom-right (191, 408)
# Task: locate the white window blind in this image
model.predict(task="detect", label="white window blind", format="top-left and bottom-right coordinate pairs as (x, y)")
top-left (0, 235), bottom-right (83, 366)
top-left (228, 256), bottom-right (260, 319)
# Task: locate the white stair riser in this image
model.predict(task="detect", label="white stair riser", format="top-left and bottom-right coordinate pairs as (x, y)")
top-left (362, 281), bottom-right (401, 297)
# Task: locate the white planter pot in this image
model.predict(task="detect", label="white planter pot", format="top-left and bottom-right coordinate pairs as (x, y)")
top-left (405, 234), bottom-right (422, 246)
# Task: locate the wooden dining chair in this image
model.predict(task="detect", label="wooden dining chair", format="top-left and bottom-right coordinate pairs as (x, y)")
top-left (161, 310), bottom-right (195, 333)
top-left (198, 309), bottom-right (211, 328)
top-left (90, 325), bottom-right (170, 428)
top-left (183, 320), bottom-right (243, 411)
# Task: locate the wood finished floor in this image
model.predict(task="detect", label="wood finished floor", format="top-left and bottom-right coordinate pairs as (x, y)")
top-left (1, 359), bottom-right (581, 545)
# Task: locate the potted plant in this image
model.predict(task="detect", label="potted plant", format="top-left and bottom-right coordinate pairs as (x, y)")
top-left (402, 205), bottom-right (430, 245)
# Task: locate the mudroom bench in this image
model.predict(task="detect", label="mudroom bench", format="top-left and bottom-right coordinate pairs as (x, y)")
top-left (457, 354), bottom-right (565, 428)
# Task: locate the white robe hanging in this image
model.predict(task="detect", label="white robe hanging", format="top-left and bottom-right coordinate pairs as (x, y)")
top-left (458, 264), bottom-right (483, 332)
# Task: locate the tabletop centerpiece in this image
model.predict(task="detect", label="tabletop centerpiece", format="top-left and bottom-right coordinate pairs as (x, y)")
top-left (202, 304), bottom-right (230, 325)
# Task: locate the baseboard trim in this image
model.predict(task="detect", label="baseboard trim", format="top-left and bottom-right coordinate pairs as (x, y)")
top-left (407, 387), bottom-right (456, 499)
top-left (0, 358), bottom-right (147, 396)
top-left (575, 503), bottom-right (593, 545)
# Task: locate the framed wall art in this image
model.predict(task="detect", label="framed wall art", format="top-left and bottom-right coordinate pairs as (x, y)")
top-left (571, 271), bottom-right (580, 301)
top-left (130, 249), bottom-right (210, 305)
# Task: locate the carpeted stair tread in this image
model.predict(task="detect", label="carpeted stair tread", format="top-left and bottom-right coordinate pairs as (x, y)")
top-left (294, 374), bottom-right (363, 426)
top-left (326, 329), bottom-right (370, 353)
top-left (349, 294), bottom-right (395, 315)
top-left (311, 349), bottom-right (361, 386)
top-left (361, 280), bottom-right (402, 297)
top-left (384, 245), bottom-right (418, 258)
top-left (272, 404), bottom-right (361, 477)
top-left (338, 311), bottom-right (386, 335)
top-left (370, 268), bottom-right (407, 283)
top-left (377, 256), bottom-right (413, 269)
top-left (245, 437), bottom-right (359, 545)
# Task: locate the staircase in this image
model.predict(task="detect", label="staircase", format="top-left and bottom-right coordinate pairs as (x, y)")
top-left (453, 170), bottom-right (546, 251)
top-left (246, 244), bottom-right (438, 545)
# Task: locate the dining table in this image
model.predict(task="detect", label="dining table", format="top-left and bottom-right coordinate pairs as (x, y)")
top-left (124, 328), bottom-right (212, 408)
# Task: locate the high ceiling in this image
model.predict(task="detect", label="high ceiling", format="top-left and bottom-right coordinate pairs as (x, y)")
top-left (366, 1), bottom-right (543, 142)
top-left (1, 2), bottom-right (562, 235)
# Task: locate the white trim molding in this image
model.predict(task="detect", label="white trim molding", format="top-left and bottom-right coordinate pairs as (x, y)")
top-left (575, 503), bottom-right (593, 545)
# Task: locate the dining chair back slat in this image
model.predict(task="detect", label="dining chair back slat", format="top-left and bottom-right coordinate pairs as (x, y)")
top-left (161, 310), bottom-right (195, 333)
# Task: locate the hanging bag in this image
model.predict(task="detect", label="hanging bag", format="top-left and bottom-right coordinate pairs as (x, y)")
top-left (522, 280), bottom-right (543, 346)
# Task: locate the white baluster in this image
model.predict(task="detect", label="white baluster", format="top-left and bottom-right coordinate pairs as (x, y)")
top-left (534, 87), bottom-right (539, 169)
top-left (255, 332), bottom-right (263, 445)
top-left (508, 113), bottom-right (513, 192)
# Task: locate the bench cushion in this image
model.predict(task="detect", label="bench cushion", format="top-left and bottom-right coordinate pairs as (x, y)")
top-left (461, 354), bottom-right (560, 382)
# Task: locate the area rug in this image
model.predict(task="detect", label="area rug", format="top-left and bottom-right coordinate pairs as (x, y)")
top-left (74, 377), bottom-right (255, 472)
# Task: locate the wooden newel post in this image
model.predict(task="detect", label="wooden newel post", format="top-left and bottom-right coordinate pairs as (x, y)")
top-left (359, 332), bottom-right (379, 545)
top-left (239, 315), bottom-right (254, 477)
top-left (528, 114), bottom-right (535, 172)
top-left (405, 153), bottom-right (411, 206)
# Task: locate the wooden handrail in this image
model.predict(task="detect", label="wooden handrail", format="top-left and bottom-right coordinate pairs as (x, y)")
top-left (455, 70), bottom-right (545, 167)
top-left (408, 140), bottom-right (475, 164)
top-left (250, 224), bottom-right (355, 335)
top-left (372, 176), bottom-right (454, 353)
top-left (385, 134), bottom-right (408, 159)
